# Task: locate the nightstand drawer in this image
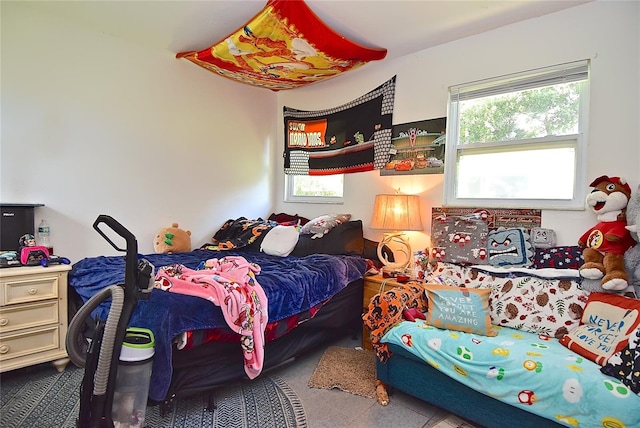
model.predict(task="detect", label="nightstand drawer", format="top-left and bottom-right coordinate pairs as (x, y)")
top-left (363, 277), bottom-right (403, 307)
top-left (1, 275), bottom-right (59, 306)
top-left (364, 284), bottom-right (388, 306)
top-left (0, 301), bottom-right (59, 333)
top-left (0, 325), bottom-right (59, 362)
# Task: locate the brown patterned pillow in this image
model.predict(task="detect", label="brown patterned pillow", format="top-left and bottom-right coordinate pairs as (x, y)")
top-left (488, 276), bottom-right (589, 338)
top-left (424, 262), bottom-right (589, 338)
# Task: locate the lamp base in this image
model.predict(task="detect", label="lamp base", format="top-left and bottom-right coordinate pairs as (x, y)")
top-left (377, 232), bottom-right (412, 272)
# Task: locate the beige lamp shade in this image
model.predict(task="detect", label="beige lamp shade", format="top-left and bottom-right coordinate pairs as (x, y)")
top-left (370, 194), bottom-right (423, 271)
top-left (370, 194), bottom-right (423, 231)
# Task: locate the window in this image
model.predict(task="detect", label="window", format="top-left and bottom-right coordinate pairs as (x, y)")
top-left (444, 60), bottom-right (590, 209)
top-left (285, 174), bottom-right (344, 203)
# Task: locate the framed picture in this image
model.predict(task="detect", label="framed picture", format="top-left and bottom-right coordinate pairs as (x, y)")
top-left (380, 117), bottom-right (446, 176)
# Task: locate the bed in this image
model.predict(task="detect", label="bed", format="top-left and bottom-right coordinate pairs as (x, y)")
top-left (67, 216), bottom-right (372, 405)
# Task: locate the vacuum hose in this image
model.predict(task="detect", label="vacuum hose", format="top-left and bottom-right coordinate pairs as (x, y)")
top-left (66, 285), bottom-right (124, 396)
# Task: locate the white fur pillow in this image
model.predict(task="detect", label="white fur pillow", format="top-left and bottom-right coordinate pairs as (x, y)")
top-left (260, 225), bottom-right (299, 257)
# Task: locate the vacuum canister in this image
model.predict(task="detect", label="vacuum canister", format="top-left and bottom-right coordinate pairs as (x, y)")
top-left (112, 327), bottom-right (155, 428)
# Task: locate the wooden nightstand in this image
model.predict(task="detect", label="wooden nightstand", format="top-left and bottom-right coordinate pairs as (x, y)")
top-left (0, 264), bottom-right (72, 373)
top-left (362, 274), bottom-right (413, 350)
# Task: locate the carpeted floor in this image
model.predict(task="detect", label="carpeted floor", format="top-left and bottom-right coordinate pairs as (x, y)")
top-left (0, 363), bottom-right (307, 428)
top-left (307, 346), bottom-right (377, 399)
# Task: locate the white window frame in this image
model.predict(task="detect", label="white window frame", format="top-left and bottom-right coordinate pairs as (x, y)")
top-left (284, 174), bottom-right (344, 204)
top-left (444, 60), bottom-right (590, 210)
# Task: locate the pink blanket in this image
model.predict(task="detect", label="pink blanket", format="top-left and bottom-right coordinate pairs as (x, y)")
top-left (154, 256), bottom-right (268, 379)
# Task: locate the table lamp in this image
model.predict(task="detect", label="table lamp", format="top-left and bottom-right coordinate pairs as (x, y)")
top-left (370, 193), bottom-right (423, 273)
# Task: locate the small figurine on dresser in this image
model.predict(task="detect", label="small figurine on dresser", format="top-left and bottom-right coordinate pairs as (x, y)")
top-left (19, 233), bottom-right (50, 266)
top-left (18, 233), bottom-right (70, 267)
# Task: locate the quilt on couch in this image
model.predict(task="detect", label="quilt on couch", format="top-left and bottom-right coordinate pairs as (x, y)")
top-left (382, 321), bottom-right (640, 428)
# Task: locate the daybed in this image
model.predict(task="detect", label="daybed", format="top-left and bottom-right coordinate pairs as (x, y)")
top-left (364, 210), bottom-right (640, 428)
top-left (68, 215), bottom-right (372, 405)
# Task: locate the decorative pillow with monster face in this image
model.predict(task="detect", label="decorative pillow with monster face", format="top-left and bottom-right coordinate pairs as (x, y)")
top-left (486, 227), bottom-right (534, 267)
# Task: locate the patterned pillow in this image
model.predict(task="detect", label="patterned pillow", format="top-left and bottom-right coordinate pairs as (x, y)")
top-left (486, 227), bottom-right (534, 267)
top-left (533, 246), bottom-right (583, 270)
top-left (487, 276), bottom-right (588, 338)
top-left (600, 325), bottom-right (640, 394)
top-left (299, 214), bottom-right (351, 239)
top-left (560, 292), bottom-right (640, 365)
top-left (430, 215), bottom-right (489, 265)
top-left (424, 261), bottom-right (589, 338)
top-left (424, 284), bottom-right (498, 336)
top-left (424, 261), bottom-right (488, 287)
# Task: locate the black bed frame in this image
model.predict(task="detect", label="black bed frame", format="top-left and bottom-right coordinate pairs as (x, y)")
top-left (165, 278), bottom-right (363, 402)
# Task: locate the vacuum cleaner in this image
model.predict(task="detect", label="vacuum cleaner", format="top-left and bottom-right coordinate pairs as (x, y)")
top-left (66, 215), bottom-right (155, 428)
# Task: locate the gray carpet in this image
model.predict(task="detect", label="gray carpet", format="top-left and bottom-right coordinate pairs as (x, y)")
top-left (0, 364), bottom-right (307, 428)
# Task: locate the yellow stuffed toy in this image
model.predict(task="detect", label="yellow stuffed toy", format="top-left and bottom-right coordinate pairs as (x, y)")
top-left (154, 223), bottom-right (192, 253)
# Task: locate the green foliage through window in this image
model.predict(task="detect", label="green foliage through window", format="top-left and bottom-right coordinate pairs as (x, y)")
top-left (445, 60), bottom-right (589, 209)
top-left (459, 83), bottom-right (581, 144)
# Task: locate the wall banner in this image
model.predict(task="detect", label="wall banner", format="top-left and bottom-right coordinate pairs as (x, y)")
top-left (283, 76), bottom-right (396, 175)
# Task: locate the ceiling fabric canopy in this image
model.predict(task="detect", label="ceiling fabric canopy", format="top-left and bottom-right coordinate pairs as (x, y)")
top-left (176, 0), bottom-right (387, 91)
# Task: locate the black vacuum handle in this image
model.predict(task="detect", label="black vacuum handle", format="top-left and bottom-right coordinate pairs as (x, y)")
top-left (93, 215), bottom-right (137, 253)
top-left (93, 214), bottom-right (138, 296)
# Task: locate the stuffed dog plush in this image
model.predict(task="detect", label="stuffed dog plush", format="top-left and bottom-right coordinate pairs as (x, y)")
top-left (578, 176), bottom-right (635, 290)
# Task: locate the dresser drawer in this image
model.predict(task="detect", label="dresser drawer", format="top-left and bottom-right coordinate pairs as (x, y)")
top-left (0, 275), bottom-right (59, 306)
top-left (0, 301), bottom-right (59, 333)
top-left (0, 325), bottom-right (59, 362)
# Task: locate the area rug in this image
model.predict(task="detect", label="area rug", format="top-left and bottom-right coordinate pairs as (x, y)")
top-left (308, 346), bottom-right (376, 399)
top-left (0, 364), bottom-right (307, 428)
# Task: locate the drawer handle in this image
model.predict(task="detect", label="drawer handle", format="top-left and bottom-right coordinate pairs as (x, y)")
top-left (28, 288), bottom-right (37, 295)
top-left (0, 318), bottom-right (7, 326)
top-left (0, 345), bottom-right (9, 354)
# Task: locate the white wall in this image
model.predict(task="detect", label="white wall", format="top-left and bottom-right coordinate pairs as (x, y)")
top-left (2, 1), bottom-right (638, 263)
top-left (274, 0), bottom-right (640, 252)
top-left (1, 3), bottom-right (278, 262)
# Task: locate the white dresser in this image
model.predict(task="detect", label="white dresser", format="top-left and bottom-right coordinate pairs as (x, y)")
top-left (0, 264), bottom-right (71, 373)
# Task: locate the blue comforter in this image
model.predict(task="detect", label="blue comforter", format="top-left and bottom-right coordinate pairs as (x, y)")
top-left (69, 248), bottom-right (366, 401)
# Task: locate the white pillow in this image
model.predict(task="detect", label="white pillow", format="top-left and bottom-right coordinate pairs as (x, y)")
top-left (260, 225), bottom-right (299, 257)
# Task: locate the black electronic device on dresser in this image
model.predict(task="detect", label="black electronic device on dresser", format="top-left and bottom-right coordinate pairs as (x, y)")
top-left (0, 203), bottom-right (44, 252)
